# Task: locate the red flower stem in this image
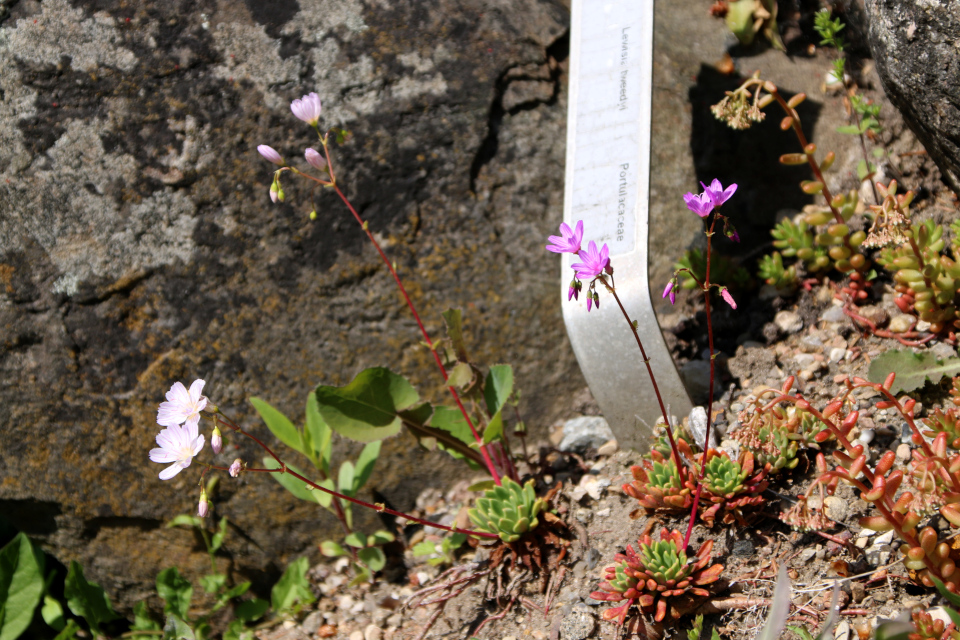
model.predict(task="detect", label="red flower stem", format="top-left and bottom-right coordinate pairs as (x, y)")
top-left (602, 282), bottom-right (687, 489)
top-left (213, 413), bottom-right (500, 539)
top-left (684, 215), bottom-right (719, 550)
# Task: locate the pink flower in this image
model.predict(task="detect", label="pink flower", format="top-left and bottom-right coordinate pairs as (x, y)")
top-left (269, 183), bottom-right (279, 203)
top-left (257, 145), bottom-right (283, 165)
top-left (684, 191), bottom-right (714, 218)
top-left (229, 458), bottom-right (243, 478)
top-left (305, 148), bottom-right (327, 171)
top-left (663, 281), bottom-right (676, 305)
top-left (291, 92), bottom-right (323, 126)
top-left (571, 241), bottom-right (610, 281)
top-left (701, 179), bottom-right (737, 207)
top-left (157, 380), bottom-right (207, 428)
top-left (586, 296), bottom-right (592, 312)
top-left (149, 422), bottom-right (205, 480)
top-left (721, 288), bottom-right (737, 310)
top-left (546, 221), bottom-right (584, 254)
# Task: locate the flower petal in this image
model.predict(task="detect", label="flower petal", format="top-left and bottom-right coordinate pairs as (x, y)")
top-left (159, 463), bottom-right (183, 480)
top-left (149, 448), bottom-right (179, 463)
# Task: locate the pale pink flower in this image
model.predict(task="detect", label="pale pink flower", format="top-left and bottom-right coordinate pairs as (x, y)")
top-left (197, 487), bottom-right (209, 518)
top-left (700, 179), bottom-right (738, 207)
top-left (291, 92), bottom-right (323, 126)
top-left (546, 221), bottom-right (584, 254)
top-left (211, 426), bottom-right (223, 455)
top-left (269, 183), bottom-right (279, 203)
top-left (721, 288), bottom-right (737, 310)
top-left (257, 145), bottom-right (283, 165)
top-left (305, 148), bottom-right (327, 171)
top-left (149, 422), bottom-right (205, 480)
top-left (229, 458), bottom-right (243, 478)
top-left (157, 380), bottom-right (207, 428)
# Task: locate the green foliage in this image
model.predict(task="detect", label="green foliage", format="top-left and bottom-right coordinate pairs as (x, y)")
top-left (725, 0), bottom-right (783, 50)
top-left (412, 533), bottom-right (467, 567)
top-left (868, 349), bottom-right (960, 393)
top-left (271, 557), bottom-right (315, 616)
top-left (315, 367), bottom-right (419, 443)
top-left (0, 533), bottom-right (45, 640)
top-left (157, 567), bottom-right (193, 619)
top-left (468, 478), bottom-right (545, 543)
top-left (674, 248), bottom-right (749, 292)
top-left (813, 10), bottom-right (845, 82)
top-left (758, 251), bottom-right (799, 293)
top-left (703, 454), bottom-right (748, 496)
top-left (64, 561), bottom-right (119, 635)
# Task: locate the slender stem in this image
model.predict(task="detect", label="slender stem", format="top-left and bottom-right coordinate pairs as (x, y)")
top-left (600, 280), bottom-right (686, 488)
top-left (850, 104), bottom-right (880, 203)
top-left (329, 183), bottom-right (502, 485)
top-left (214, 413), bottom-right (500, 539)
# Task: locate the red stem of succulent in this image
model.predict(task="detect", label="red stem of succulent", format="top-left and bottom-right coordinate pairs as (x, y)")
top-left (215, 412), bottom-right (500, 539)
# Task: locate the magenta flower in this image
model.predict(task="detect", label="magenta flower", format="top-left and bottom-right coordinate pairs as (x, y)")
top-left (305, 148), bottom-right (327, 171)
top-left (546, 220), bottom-right (584, 254)
top-left (721, 288), bottom-right (737, 310)
top-left (257, 145), bottom-right (283, 166)
top-left (291, 92), bottom-right (323, 126)
top-left (701, 179), bottom-right (737, 207)
top-left (157, 380), bottom-right (207, 428)
top-left (663, 281), bottom-right (676, 305)
top-left (586, 296), bottom-right (593, 312)
top-left (571, 241), bottom-right (610, 281)
top-left (684, 191), bottom-right (714, 218)
top-left (149, 422), bottom-right (205, 480)
top-left (568, 285), bottom-right (577, 301)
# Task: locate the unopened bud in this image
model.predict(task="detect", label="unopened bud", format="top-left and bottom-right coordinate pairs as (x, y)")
top-left (211, 426), bottom-right (223, 455)
top-left (305, 147), bottom-right (327, 171)
top-left (309, 210), bottom-right (317, 220)
top-left (277, 188), bottom-right (285, 202)
top-left (198, 487), bottom-right (209, 518)
top-left (257, 145), bottom-right (284, 166)
top-left (229, 458), bottom-right (243, 478)
top-left (269, 182), bottom-right (279, 204)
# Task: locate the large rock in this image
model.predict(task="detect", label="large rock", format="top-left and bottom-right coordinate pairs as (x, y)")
top-left (865, 0), bottom-right (960, 193)
top-left (0, 0), bottom-right (576, 611)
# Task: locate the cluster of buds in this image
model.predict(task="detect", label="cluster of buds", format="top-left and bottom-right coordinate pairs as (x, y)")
top-left (590, 530), bottom-right (723, 624)
top-left (710, 75), bottom-right (770, 130)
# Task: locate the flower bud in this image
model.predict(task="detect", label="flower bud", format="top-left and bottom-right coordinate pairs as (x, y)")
top-left (277, 188), bottom-right (286, 202)
top-left (211, 426), bottom-right (223, 455)
top-left (305, 148), bottom-right (327, 171)
top-left (229, 458), bottom-right (243, 478)
top-left (269, 182), bottom-right (279, 204)
top-left (309, 210), bottom-right (318, 220)
top-left (662, 281), bottom-right (675, 305)
top-left (257, 145), bottom-right (284, 166)
top-left (721, 288), bottom-right (737, 310)
top-left (198, 487), bottom-right (210, 518)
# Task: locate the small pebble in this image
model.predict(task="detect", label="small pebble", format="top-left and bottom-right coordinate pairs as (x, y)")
top-left (829, 347), bottom-right (847, 363)
top-left (350, 632), bottom-right (364, 640)
top-left (597, 439), bottom-right (619, 456)
top-left (317, 625), bottom-right (337, 638)
top-left (896, 443), bottom-right (912, 462)
top-left (916, 320), bottom-right (932, 332)
top-left (858, 428), bottom-right (875, 445)
top-left (889, 315), bottom-right (914, 333)
top-left (858, 305), bottom-right (889, 327)
top-left (774, 310), bottom-right (803, 334)
top-left (835, 620), bottom-right (851, 640)
top-left (874, 530), bottom-right (895, 546)
top-left (821, 305), bottom-right (848, 323)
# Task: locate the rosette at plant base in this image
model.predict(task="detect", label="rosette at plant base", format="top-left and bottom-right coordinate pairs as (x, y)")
top-left (695, 449), bottom-right (768, 526)
top-left (468, 478), bottom-right (546, 543)
top-left (590, 530), bottom-right (723, 624)
top-left (623, 442), bottom-right (695, 512)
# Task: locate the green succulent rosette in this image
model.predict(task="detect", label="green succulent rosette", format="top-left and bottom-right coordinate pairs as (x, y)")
top-left (468, 477), bottom-right (545, 543)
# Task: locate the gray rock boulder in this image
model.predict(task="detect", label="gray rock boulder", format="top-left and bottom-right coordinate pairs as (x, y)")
top-left (865, 0), bottom-right (960, 193)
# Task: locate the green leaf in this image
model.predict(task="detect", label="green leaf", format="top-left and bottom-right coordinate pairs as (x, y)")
top-left (315, 368), bottom-right (420, 442)
top-left (484, 365), bottom-right (514, 416)
top-left (271, 557), bottom-right (315, 614)
top-left (313, 478), bottom-right (335, 510)
top-left (0, 533), bottom-right (45, 640)
top-left (343, 532), bottom-right (366, 548)
top-left (447, 362), bottom-right (474, 389)
top-left (358, 546), bottom-right (386, 573)
top-left (787, 627), bottom-right (815, 640)
top-left (411, 541), bottom-right (437, 557)
top-left (64, 561), bottom-right (119, 635)
top-left (199, 573), bottom-right (226, 594)
top-left (448, 533), bottom-right (467, 549)
top-left (442, 308), bottom-right (470, 362)
top-left (306, 393), bottom-right (332, 474)
top-left (430, 406), bottom-right (478, 449)
top-left (482, 410), bottom-right (504, 445)
top-left (710, 630), bottom-right (722, 640)
top-left (52, 620), bottom-right (81, 640)
top-left (156, 567), bottom-right (192, 620)
top-left (353, 441), bottom-right (381, 493)
top-left (221, 582), bottom-right (251, 601)
top-left (250, 397), bottom-right (303, 454)
top-left (132, 601), bottom-right (160, 632)
top-left (467, 480), bottom-right (496, 492)
top-left (41, 595), bottom-right (66, 631)
top-left (867, 349), bottom-right (960, 393)
top-left (262, 457), bottom-right (318, 502)
top-left (338, 461), bottom-right (356, 497)
top-left (234, 598), bottom-right (269, 623)
top-left (162, 613), bottom-right (195, 640)
top-left (166, 514), bottom-right (203, 530)
top-left (368, 530), bottom-right (395, 545)
top-left (872, 147), bottom-right (886, 159)
top-left (836, 124), bottom-right (860, 135)
top-left (223, 619), bottom-right (254, 640)
top-left (320, 541), bottom-right (347, 557)
top-left (210, 517), bottom-right (228, 554)
top-left (348, 564), bottom-right (372, 587)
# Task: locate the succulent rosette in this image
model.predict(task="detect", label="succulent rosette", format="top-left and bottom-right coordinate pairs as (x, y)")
top-left (468, 477), bottom-right (545, 543)
top-left (590, 530), bottom-right (723, 624)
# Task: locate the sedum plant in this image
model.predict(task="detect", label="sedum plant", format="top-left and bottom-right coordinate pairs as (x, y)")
top-left (696, 450), bottom-right (768, 526)
top-left (589, 530), bottom-right (723, 625)
top-left (467, 477), bottom-right (546, 543)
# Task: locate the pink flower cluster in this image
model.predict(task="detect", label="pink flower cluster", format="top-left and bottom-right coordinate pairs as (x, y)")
top-left (545, 220), bottom-right (611, 312)
top-left (683, 179), bottom-right (737, 218)
top-left (149, 380), bottom-right (208, 480)
top-left (257, 92), bottom-right (330, 204)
